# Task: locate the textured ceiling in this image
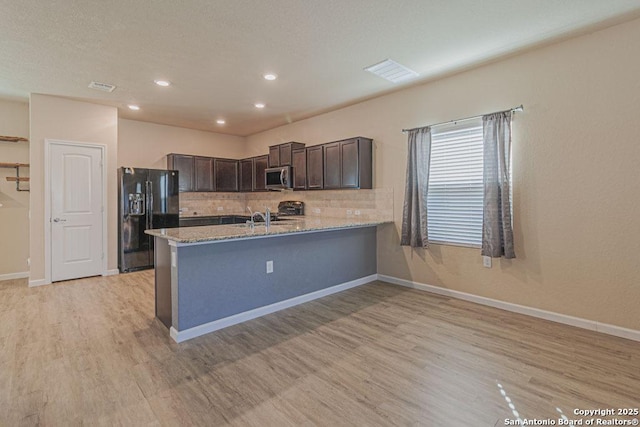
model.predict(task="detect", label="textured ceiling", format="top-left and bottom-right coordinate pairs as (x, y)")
top-left (1, 0), bottom-right (640, 136)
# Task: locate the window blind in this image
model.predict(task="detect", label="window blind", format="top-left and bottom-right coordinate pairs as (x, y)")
top-left (427, 119), bottom-right (483, 247)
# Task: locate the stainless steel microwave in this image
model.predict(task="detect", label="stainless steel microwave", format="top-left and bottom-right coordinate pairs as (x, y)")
top-left (265, 166), bottom-right (293, 190)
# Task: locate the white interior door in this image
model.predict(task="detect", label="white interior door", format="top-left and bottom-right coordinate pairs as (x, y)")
top-left (50, 143), bottom-right (104, 282)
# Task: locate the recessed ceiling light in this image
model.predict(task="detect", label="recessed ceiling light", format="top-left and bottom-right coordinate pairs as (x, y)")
top-left (254, 103), bottom-right (265, 109)
top-left (128, 104), bottom-right (140, 111)
top-left (216, 119), bottom-right (226, 125)
top-left (263, 74), bottom-right (277, 81)
top-left (154, 80), bottom-right (171, 87)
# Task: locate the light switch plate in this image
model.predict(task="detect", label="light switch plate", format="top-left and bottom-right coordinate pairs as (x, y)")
top-left (266, 260), bottom-right (273, 274)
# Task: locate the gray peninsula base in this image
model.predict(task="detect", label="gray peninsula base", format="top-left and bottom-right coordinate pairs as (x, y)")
top-left (154, 226), bottom-right (377, 342)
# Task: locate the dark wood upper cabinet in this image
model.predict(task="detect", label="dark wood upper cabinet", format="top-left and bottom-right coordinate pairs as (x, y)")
top-left (194, 156), bottom-right (214, 191)
top-left (279, 144), bottom-right (292, 166)
top-left (239, 158), bottom-right (253, 192)
top-left (213, 158), bottom-right (239, 192)
top-left (323, 142), bottom-right (341, 189)
top-left (268, 146), bottom-right (280, 168)
top-left (167, 137), bottom-right (370, 194)
top-left (341, 138), bottom-right (373, 189)
top-left (292, 148), bottom-right (306, 189)
top-left (340, 141), bottom-right (358, 188)
top-left (167, 154), bottom-right (194, 192)
top-left (268, 142), bottom-right (305, 167)
top-left (309, 137), bottom-right (373, 190)
top-left (253, 155), bottom-right (268, 191)
top-left (306, 145), bottom-right (324, 189)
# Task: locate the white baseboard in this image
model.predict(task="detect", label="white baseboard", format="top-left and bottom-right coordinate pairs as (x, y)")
top-left (28, 278), bottom-right (50, 287)
top-left (102, 269), bottom-right (119, 277)
top-left (170, 273), bottom-right (378, 343)
top-left (378, 274), bottom-right (640, 343)
top-left (0, 271), bottom-right (29, 281)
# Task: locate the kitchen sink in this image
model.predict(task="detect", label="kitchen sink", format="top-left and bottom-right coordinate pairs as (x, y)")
top-left (229, 222), bottom-right (292, 229)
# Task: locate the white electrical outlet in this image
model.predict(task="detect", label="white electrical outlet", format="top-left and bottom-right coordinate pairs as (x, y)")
top-left (313, 208), bottom-right (321, 214)
top-left (27, 257), bottom-right (30, 266)
top-left (354, 210), bottom-right (361, 216)
top-left (266, 260), bottom-right (273, 274)
top-left (483, 256), bottom-right (492, 268)
top-left (217, 206), bottom-right (223, 211)
top-left (346, 210), bottom-right (353, 215)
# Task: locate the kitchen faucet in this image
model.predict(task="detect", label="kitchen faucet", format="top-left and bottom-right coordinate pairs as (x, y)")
top-left (246, 207), bottom-right (271, 229)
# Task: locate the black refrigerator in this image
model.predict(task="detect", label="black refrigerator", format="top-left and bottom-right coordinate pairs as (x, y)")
top-left (118, 167), bottom-right (179, 273)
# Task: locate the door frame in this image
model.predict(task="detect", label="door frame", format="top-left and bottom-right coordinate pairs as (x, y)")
top-left (44, 139), bottom-right (108, 284)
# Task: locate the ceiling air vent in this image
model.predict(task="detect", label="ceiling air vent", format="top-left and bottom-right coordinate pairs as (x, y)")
top-left (364, 59), bottom-right (419, 83)
top-left (88, 81), bottom-right (116, 92)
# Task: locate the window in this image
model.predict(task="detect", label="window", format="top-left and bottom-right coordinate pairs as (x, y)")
top-left (427, 119), bottom-right (484, 247)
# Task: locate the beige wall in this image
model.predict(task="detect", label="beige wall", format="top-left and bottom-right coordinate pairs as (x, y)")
top-left (247, 18), bottom-right (640, 330)
top-left (29, 94), bottom-right (118, 283)
top-left (0, 100), bottom-right (30, 278)
top-left (118, 119), bottom-right (245, 169)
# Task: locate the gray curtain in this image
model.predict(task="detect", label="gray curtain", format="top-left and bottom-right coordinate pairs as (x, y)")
top-left (482, 111), bottom-right (515, 258)
top-left (401, 127), bottom-right (431, 248)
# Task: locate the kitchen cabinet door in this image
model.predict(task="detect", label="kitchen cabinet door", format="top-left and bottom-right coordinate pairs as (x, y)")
top-left (167, 154), bottom-right (194, 192)
top-left (323, 142), bottom-right (341, 189)
top-left (340, 139), bottom-right (359, 188)
top-left (292, 148), bottom-right (306, 189)
top-left (268, 146), bottom-right (280, 168)
top-left (279, 142), bottom-right (305, 166)
top-left (341, 137), bottom-right (372, 189)
top-left (279, 144), bottom-right (292, 166)
top-left (306, 146), bottom-right (324, 189)
top-left (239, 158), bottom-right (253, 192)
top-left (268, 142), bottom-right (305, 167)
top-left (194, 156), bottom-right (214, 191)
top-left (214, 158), bottom-right (239, 192)
top-left (253, 155), bottom-right (268, 191)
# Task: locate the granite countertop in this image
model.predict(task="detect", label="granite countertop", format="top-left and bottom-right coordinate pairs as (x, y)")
top-left (146, 217), bottom-right (391, 245)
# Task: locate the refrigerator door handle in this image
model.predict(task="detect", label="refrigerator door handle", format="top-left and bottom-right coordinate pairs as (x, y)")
top-left (144, 181), bottom-right (150, 229)
top-left (148, 180), bottom-right (154, 229)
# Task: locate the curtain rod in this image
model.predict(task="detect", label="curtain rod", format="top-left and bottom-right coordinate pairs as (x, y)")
top-left (401, 104), bottom-right (524, 133)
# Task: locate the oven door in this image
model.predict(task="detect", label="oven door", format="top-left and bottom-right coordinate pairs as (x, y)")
top-left (265, 166), bottom-right (292, 190)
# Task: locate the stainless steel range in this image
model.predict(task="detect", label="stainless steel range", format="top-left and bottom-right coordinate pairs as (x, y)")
top-left (276, 200), bottom-right (304, 218)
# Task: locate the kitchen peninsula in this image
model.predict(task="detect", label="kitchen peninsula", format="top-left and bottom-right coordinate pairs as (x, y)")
top-left (146, 217), bottom-right (389, 342)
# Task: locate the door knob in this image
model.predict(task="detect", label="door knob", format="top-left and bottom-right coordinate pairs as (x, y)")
top-left (53, 218), bottom-right (66, 223)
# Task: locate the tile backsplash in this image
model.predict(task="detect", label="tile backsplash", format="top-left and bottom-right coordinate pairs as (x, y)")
top-left (180, 188), bottom-right (393, 222)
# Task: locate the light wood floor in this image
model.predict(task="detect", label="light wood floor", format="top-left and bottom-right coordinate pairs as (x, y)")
top-left (1, 271), bottom-right (638, 426)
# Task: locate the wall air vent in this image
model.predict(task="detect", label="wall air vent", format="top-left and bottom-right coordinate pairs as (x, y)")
top-left (364, 59), bottom-right (419, 83)
top-left (88, 81), bottom-right (116, 92)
